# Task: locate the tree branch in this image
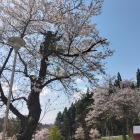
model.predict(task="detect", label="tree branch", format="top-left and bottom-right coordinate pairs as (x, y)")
top-left (57, 39), bottom-right (106, 57)
top-left (12, 97), bottom-right (28, 103)
top-left (0, 48), bottom-right (13, 77)
top-left (18, 52), bottom-right (30, 78)
top-left (41, 75), bottom-right (69, 88)
top-left (0, 84), bottom-right (27, 121)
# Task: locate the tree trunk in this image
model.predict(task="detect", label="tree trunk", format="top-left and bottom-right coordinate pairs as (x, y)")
top-left (122, 123), bottom-right (127, 140)
top-left (17, 91), bottom-right (41, 140)
top-left (15, 55), bottom-right (47, 140)
top-left (122, 132), bottom-right (127, 140)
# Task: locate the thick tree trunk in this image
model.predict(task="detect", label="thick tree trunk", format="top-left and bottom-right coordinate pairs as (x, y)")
top-left (16, 55), bottom-right (47, 140)
top-left (17, 91), bottom-right (41, 140)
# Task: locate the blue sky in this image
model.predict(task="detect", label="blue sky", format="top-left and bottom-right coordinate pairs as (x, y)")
top-left (42, 0), bottom-right (140, 124)
top-left (94, 0), bottom-right (140, 80)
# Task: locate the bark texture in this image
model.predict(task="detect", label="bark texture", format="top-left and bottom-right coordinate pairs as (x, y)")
top-left (17, 92), bottom-right (41, 140)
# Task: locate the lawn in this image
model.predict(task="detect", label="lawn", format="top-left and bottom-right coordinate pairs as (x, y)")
top-left (100, 139), bottom-right (122, 140)
top-left (100, 137), bottom-right (134, 140)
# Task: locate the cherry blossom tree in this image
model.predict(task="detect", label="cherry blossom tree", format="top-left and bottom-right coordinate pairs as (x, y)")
top-left (109, 87), bottom-right (140, 140)
top-left (35, 128), bottom-right (50, 140)
top-left (86, 80), bottom-right (140, 140)
top-left (89, 128), bottom-right (101, 140)
top-left (0, 0), bottom-right (113, 139)
top-left (85, 85), bottom-right (111, 136)
top-left (74, 126), bottom-right (85, 140)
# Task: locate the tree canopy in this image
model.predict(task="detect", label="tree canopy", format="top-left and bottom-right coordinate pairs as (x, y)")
top-left (0, 0), bottom-right (112, 139)
top-left (86, 77), bottom-right (140, 140)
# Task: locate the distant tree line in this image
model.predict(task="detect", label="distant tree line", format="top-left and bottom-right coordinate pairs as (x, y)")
top-left (55, 69), bottom-right (140, 140)
top-left (55, 90), bottom-right (94, 140)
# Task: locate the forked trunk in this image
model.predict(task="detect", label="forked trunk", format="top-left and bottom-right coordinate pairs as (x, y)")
top-left (16, 57), bottom-right (47, 140)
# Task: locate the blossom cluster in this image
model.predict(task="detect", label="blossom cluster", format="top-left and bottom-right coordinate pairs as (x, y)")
top-left (74, 126), bottom-right (85, 139)
top-left (35, 128), bottom-right (50, 140)
top-left (86, 80), bottom-right (140, 126)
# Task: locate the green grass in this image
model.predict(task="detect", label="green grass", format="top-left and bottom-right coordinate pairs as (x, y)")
top-left (100, 137), bottom-right (133, 140)
top-left (100, 138), bottom-right (122, 140)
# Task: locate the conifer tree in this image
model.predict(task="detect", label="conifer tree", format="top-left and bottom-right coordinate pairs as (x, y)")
top-left (68, 104), bottom-right (76, 139)
top-left (114, 72), bottom-right (122, 88)
top-left (55, 112), bottom-right (63, 129)
top-left (136, 69), bottom-right (140, 87)
top-left (55, 90), bottom-right (94, 139)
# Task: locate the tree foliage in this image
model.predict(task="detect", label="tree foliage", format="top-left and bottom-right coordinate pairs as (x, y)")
top-left (74, 126), bottom-right (85, 140)
top-left (49, 125), bottom-right (62, 140)
top-left (55, 91), bottom-right (93, 139)
top-left (0, 0), bottom-right (112, 139)
top-left (136, 69), bottom-right (140, 87)
top-left (89, 128), bottom-right (100, 140)
top-left (35, 128), bottom-right (50, 140)
top-left (86, 75), bottom-right (140, 140)
top-left (114, 72), bottom-right (122, 88)
top-left (55, 71), bottom-right (140, 140)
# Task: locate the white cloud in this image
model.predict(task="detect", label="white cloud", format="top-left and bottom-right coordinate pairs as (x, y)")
top-left (72, 87), bottom-right (87, 101)
top-left (40, 87), bottom-right (52, 97)
top-left (75, 78), bottom-right (83, 83)
top-left (40, 87), bottom-right (59, 97)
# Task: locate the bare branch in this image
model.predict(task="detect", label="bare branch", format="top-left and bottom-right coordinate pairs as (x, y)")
top-left (42, 75), bottom-right (70, 88)
top-left (57, 39), bottom-right (106, 57)
top-left (0, 48), bottom-right (13, 77)
top-left (18, 52), bottom-right (30, 78)
top-left (12, 97), bottom-right (28, 103)
top-left (0, 84), bottom-right (27, 121)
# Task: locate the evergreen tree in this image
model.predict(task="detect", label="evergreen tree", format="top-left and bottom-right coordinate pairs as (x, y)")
top-left (114, 72), bottom-right (122, 88)
top-left (108, 79), bottom-right (114, 94)
top-left (131, 83), bottom-right (135, 89)
top-left (68, 104), bottom-right (76, 139)
top-left (55, 112), bottom-right (63, 128)
top-left (55, 90), bottom-right (94, 140)
top-left (59, 107), bottom-right (70, 140)
top-left (136, 68), bottom-right (140, 87)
